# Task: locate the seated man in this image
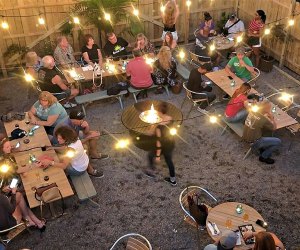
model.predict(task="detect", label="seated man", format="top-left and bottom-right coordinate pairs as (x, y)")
top-left (103, 32), bottom-right (129, 60)
top-left (243, 100), bottom-right (281, 164)
top-left (225, 47), bottom-right (254, 82)
top-left (38, 55), bottom-right (79, 108)
top-left (126, 49), bottom-right (153, 91)
top-left (53, 36), bottom-right (77, 68)
top-left (187, 63), bottom-right (216, 109)
top-left (223, 13), bottom-right (245, 38)
top-left (204, 230), bottom-right (237, 250)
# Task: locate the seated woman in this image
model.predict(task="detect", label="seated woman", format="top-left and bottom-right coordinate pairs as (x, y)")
top-left (135, 33), bottom-right (155, 57)
top-left (25, 51), bottom-right (42, 79)
top-left (152, 46), bottom-right (177, 94)
top-left (243, 231), bottom-right (284, 250)
top-left (28, 91), bottom-right (70, 136)
top-left (224, 82), bottom-right (251, 123)
top-left (82, 34), bottom-right (103, 66)
top-left (196, 12), bottom-right (216, 44)
top-left (39, 126), bottom-right (103, 178)
top-left (163, 32), bottom-right (177, 51)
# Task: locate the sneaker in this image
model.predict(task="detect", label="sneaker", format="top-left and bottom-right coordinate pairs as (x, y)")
top-left (91, 154), bottom-right (109, 160)
top-left (223, 94), bottom-right (230, 100)
top-left (88, 169), bottom-right (104, 178)
top-left (63, 102), bottom-right (77, 108)
top-left (164, 177), bottom-right (177, 186)
top-left (259, 156), bottom-right (275, 164)
top-left (144, 169), bottom-right (156, 179)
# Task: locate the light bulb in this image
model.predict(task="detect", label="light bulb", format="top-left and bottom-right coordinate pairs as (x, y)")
top-left (1, 21), bottom-right (9, 29)
top-left (65, 149), bottom-right (75, 158)
top-left (104, 13), bottom-right (111, 21)
top-left (236, 35), bottom-right (243, 43)
top-left (251, 105), bottom-right (259, 113)
top-left (169, 128), bottom-right (177, 135)
top-left (160, 5), bottom-right (166, 13)
top-left (186, 0), bottom-right (191, 7)
top-left (210, 44), bottom-right (216, 51)
top-left (0, 164), bottom-right (9, 173)
top-left (179, 50), bottom-right (185, 60)
top-left (209, 116), bottom-right (218, 124)
top-left (133, 9), bottom-right (139, 16)
top-left (264, 28), bottom-right (271, 35)
top-left (73, 17), bottom-right (80, 24)
top-left (288, 19), bottom-right (295, 26)
top-left (24, 73), bottom-right (34, 82)
top-left (38, 17), bottom-right (45, 25)
top-left (116, 139), bottom-right (130, 149)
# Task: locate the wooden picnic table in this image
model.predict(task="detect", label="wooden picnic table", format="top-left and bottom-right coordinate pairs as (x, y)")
top-left (4, 120), bottom-right (74, 208)
top-left (206, 202), bottom-right (266, 250)
top-left (205, 69), bottom-right (298, 129)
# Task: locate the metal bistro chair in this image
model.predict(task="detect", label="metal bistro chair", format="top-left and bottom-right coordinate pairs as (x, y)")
top-left (179, 186), bottom-right (218, 229)
top-left (0, 222), bottom-right (30, 246)
top-left (110, 233), bottom-right (152, 250)
top-left (247, 67), bottom-right (261, 87)
top-left (33, 80), bottom-right (68, 103)
top-left (189, 50), bottom-right (212, 68)
top-left (181, 82), bottom-right (211, 117)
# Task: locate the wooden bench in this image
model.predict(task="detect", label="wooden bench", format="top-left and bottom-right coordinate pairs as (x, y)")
top-left (177, 63), bottom-right (191, 80)
top-left (70, 171), bottom-right (97, 202)
top-left (221, 119), bottom-right (253, 160)
top-left (75, 90), bottom-right (127, 115)
top-left (128, 85), bottom-right (169, 103)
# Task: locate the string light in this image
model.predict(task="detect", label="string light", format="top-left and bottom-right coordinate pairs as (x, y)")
top-left (160, 4), bottom-right (166, 13)
top-left (186, 0), bottom-right (192, 8)
top-left (73, 17), bottom-right (80, 24)
top-left (0, 164), bottom-right (10, 173)
top-left (210, 44), bottom-right (216, 51)
top-left (251, 105), bottom-right (259, 113)
top-left (108, 64), bottom-right (116, 73)
top-left (169, 128), bottom-right (177, 136)
top-left (133, 8), bottom-right (139, 16)
top-left (104, 12), bottom-right (111, 21)
top-left (69, 69), bottom-right (78, 78)
top-left (65, 148), bottom-right (76, 158)
top-left (24, 73), bottom-right (34, 82)
top-left (236, 35), bottom-right (243, 43)
top-left (209, 116), bottom-right (218, 124)
top-left (288, 19), bottom-right (295, 26)
top-left (115, 139), bottom-right (130, 149)
top-left (1, 21), bottom-right (9, 29)
top-left (179, 50), bottom-right (185, 60)
top-left (38, 17), bottom-right (45, 25)
top-left (264, 28), bottom-right (271, 35)
top-left (279, 92), bottom-right (293, 102)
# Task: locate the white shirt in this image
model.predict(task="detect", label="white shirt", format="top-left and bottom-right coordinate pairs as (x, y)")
top-left (68, 140), bottom-right (89, 172)
top-left (225, 19), bottom-right (245, 37)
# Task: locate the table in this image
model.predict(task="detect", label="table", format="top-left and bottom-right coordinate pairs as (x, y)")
top-left (121, 100), bottom-right (183, 150)
top-left (4, 120), bottom-right (74, 208)
top-left (206, 202), bottom-right (266, 250)
top-left (211, 36), bottom-right (235, 51)
top-left (205, 69), bottom-right (298, 129)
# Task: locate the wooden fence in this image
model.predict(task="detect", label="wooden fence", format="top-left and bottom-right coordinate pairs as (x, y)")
top-left (0, 0), bottom-right (299, 77)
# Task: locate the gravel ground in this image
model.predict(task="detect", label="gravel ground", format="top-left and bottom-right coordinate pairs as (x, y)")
top-left (0, 55), bottom-right (299, 250)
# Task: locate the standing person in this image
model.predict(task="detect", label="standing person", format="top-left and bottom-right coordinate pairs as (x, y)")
top-left (224, 83), bottom-right (251, 123)
top-left (126, 49), bottom-right (153, 93)
top-left (152, 46), bottom-right (177, 94)
top-left (145, 103), bottom-right (177, 186)
top-left (135, 33), bottom-right (155, 56)
top-left (81, 34), bottom-right (103, 66)
top-left (224, 13), bottom-right (245, 38)
top-left (162, 32), bottom-right (177, 50)
top-left (196, 12), bottom-right (216, 45)
top-left (161, 0), bottom-right (179, 45)
top-left (103, 32), bottom-right (129, 60)
top-left (243, 100), bottom-right (281, 164)
top-left (187, 63), bottom-right (216, 108)
top-left (39, 126), bottom-right (103, 178)
top-left (247, 10), bottom-right (266, 67)
top-left (53, 36), bottom-right (77, 67)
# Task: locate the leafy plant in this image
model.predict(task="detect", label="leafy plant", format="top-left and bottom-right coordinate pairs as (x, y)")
top-left (73, 0), bottom-right (143, 47)
top-left (216, 12), bottom-right (229, 33)
top-left (60, 21), bottom-right (75, 36)
top-left (33, 38), bottom-right (56, 57)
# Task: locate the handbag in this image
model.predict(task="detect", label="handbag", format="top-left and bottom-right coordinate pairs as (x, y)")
top-left (222, 19), bottom-right (240, 36)
top-left (34, 183), bottom-right (64, 218)
top-left (187, 194), bottom-right (208, 226)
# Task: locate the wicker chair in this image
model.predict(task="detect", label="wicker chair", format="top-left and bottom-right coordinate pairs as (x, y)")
top-left (110, 233), bottom-right (152, 250)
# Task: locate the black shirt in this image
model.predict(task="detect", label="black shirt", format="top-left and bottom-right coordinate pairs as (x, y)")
top-left (0, 193), bottom-right (17, 231)
top-left (187, 68), bottom-right (212, 98)
top-left (103, 37), bottom-right (128, 59)
top-left (81, 44), bottom-right (100, 63)
top-left (38, 67), bottom-right (64, 93)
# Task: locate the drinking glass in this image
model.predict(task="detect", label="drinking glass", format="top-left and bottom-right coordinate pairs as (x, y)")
top-left (243, 212), bottom-right (249, 222)
top-left (225, 218), bottom-right (232, 229)
top-left (24, 112), bottom-right (30, 131)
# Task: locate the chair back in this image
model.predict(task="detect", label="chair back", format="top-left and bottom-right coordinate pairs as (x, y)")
top-left (182, 82), bottom-right (209, 102)
top-left (110, 233), bottom-right (152, 250)
top-left (0, 222), bottom-right (28, 245)
top-left (247, 67), bottom-right (260, 87)
top-left (189, 50), bottom-right (211, 67)
top-left (179, 186), bottom-right (218, 225)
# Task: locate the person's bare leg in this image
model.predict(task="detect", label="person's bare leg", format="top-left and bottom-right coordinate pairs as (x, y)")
top-left (252, 47), bottom-right (260, 67)
top-left (14, 192), bottom-right (35, 226)
top-left (87, 163), bottom-right (95, 174)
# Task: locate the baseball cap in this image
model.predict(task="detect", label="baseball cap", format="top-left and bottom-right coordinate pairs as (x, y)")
top-left (217, 230), bottom-right (238, 250)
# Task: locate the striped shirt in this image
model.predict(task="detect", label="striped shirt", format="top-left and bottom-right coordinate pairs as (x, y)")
top-left (248, 19), bottom-right (264, 33)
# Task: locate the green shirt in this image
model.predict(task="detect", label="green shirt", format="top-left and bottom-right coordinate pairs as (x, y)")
top-left (227, 56), bottom-right (253, 81)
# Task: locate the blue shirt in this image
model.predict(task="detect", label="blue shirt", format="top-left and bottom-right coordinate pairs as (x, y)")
top-left (33, 101), bottom-right (68, 127)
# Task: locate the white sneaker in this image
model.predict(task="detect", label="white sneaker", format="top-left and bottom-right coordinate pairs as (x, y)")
top-left (63, 102), bottom-right (77, 108)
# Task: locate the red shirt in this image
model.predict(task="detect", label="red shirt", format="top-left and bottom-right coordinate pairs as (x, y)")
top-left (225, 94), bottom-right (247, 117)
top-left (126, 57), bottom-right (153, 88)
top-left (248, 19), bottom-right (264, 33)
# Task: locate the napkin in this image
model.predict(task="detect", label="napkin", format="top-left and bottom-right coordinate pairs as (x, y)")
top-left (207, 222), bottom-right (220, 236)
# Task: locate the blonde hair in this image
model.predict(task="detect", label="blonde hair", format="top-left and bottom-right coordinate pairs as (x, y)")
top-left (164, 1), bottom-right (176, 27)
top-left (39, 91), bottom-right (58, 106)
top-left (25, 51), bottom-right (38, 67)
top-left (135, 33), bottom-right (149, 47)
top-left (157, 46), bottom-right (172, 70)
